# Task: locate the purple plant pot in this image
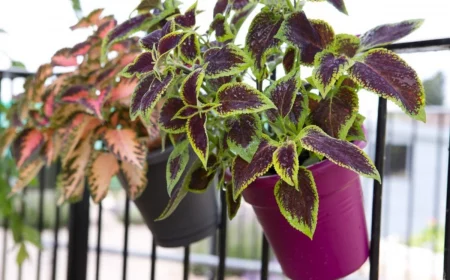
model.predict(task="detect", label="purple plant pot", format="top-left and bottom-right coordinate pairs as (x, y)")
top-left (242, 141), bottom-right (369, 280)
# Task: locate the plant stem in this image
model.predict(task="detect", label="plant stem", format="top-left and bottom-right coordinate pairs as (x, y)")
top-left (285, 0), bottom-right (294, 11)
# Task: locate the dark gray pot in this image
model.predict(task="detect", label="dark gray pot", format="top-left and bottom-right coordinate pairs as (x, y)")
top-left (128, 147), bottom-right (219, 247)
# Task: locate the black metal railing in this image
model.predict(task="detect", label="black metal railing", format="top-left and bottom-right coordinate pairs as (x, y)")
top-left (1, 38), bottom-right (450, 280)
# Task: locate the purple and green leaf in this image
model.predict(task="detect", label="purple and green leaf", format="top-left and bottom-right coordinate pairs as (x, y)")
top-left (348, 49), bottom-right (425, 121)
top-left (331, 34), bottom-right (360, 58)
top-left (274, 167), bottom-right (318, 239)
top-left (230, 2), bottom-right (256, 32)
top-left (158, 31), bottom-right (184, 54)
top-left (184, 155), bottom-right (218, 193)
top-left (130, 71), bottom-right (174, 120)
top-left (232, 140), bottom-right (277, 200)
top-left (166, 140), bottom-right (190, 195)
top-left (216, 82), bottom-right (275, 116)
top-left (140, 29), bottom-right (162, 51)
top-left (204, 44), bottom-right (251, 78)
top-left (158, 97), bottom-right (187, 133)
top-left (283, 46), bottom-right (298, 74)
top-left (120, 52), bottom-right (155, 78)
top-left (265, 69), bottom-right (300, 118)
top-left (178, 34), bottom-right (201, 65)
top-left (298, 125), bottom-right (380, 181)
top-left (210, 14), bottom-right (235, 43)
top-left (226, 182), bottom-right (241, 220)
top-left (187, 113), bottom-right (209, 169)
top-left (360, 19), bottom-right (424, 50)
top-left (309, 85), bottom-right (358, 139)
top-left (312, 50), bottom-right (351, 97)
top-left (226, 114), bottom-right (261, 162)
top-left (273, 140), bottom-right (299, 188)
top-left (287, 93), bottom-right (310, 132)
top-left (174, 1), bottom-right (197, 28)
top-left (181, 68), bottom-right (205, 106)
top-left (155, 178), bottom-right (188, 221)
top-left (245, 9), bottom-right (283, 80)
top-left (346, 113), bottom-right (366, 142)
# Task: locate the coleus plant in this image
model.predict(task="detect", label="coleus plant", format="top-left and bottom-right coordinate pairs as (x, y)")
top-left (107, 0), bottom-right (425, 238)
top-left (0, 9), bottom-right (166, 204)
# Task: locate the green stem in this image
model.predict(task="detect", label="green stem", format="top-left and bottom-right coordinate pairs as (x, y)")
top-left (285, 0), bottom-right (294, 11)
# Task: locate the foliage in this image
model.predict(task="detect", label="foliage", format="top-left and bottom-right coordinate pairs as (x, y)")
top-left (111, 0), bottom-right (426, 239)
top-left (1, 10), bottom-right (170, 205)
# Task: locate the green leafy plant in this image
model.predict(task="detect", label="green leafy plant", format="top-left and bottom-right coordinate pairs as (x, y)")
top-left (107, 0), bottom-right (426, 238)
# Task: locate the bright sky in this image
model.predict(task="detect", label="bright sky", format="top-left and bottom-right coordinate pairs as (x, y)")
top-left (1, 0), bottom-right (449, 109)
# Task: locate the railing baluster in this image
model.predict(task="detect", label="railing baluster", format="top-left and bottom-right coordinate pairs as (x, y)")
top-left (369, 97), bottom-right (387, 280)
top-left (95, 202), bottom-right (103, 280)
top-left (432, 113), bottom-right (445, 253)
top-left (260, 236), bottom-right (269, 280)
top-left (183, 246), bottom-right (190, 280)
top-left (1, 219), bottom-right (8, 280)
top-left (150, 239), bottom-right (157, 280)
top-left (18, 191), bottom-right (26, 280)
top-left (36, 168), bottom-right (46, 280)
top-left (122, 197), bottom-right (130, 280)
top-left (217, 190), bottom-right (227, 280)
top-left (443, 113), bottom-right (450, 280)
top-left (51, 164), bottom-right (61, 280)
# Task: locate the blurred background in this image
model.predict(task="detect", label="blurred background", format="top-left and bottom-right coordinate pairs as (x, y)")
top-left (1, 0), bottom-right (450, 279)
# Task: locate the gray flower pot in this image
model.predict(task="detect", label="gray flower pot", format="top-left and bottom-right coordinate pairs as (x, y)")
top-left (126, 146), bottom-right (219, 248)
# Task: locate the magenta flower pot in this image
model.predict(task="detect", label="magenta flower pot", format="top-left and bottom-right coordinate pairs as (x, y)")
top-left (242, 142), bottom-right (369, 280)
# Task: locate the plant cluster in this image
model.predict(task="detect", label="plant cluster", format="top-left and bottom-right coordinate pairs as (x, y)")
top-left (105, 0), bottom-right (425, 237)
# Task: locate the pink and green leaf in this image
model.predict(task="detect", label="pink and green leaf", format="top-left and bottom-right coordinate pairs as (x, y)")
top-left (348, 49), bottom-right (425, 121)
top-left (226, 114), bottom-right (261, 162)
top-left (120, 52), bottom-right (155, 78)
top-left (70, 8), bottom-right (104, 30)
top-left (309, 86), bottom-right (358, 139)
top-left (109, 78), bottom-right (138, 104)
top-left (158, 97), bottom-right (187, 133)
top-left (245, 9), bottom-right (283, 79)
top-left (186, 113), bottom-right (209, 169)
top-left (184, 155), bottom-right (218, 193)
top-left (216, 82), bottom-right (275, 116)
top-left (204, 44), bottom-right (251, 78)
top-left (181, 68), bottom-right (204, 106)
top-left (273, 140), bottom-right (299, 188)
top-left (312, 50), bottom-right (351, 97)
top-left (71, 40), bottom-right (92, 56)
top-left (0, 127), bottom-right (16, 157)
top-left (51, 48), bottom-right (77, 67)
top-left (265, 69), bottom-right (300, 118)
top-left (166, 140), bottom-right (190, 195)
top-left (120, 160), bottom-right (148, 200)
top-left (88, 152), bottom-right (119, 203)
top-left (103, 128), bottom-right (147, 168)
top-left (274, 167), bottom-right (318, 239)
top-left (360, 19), bottom-right (424, 50)
top-left (96, 18), bottom-right (117, 39)
top-left (12, 159), bottom-right (45, 193)
top-left (232, 140), bottom-right (277, 200)
top-left (130, 71), bottom-right (174, 120)
top-left (12, 128), bottom-right (45, 168)
top-left (298, 125), bottom-right (380, 181)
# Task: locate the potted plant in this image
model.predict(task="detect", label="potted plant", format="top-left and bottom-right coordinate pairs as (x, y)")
top-left (0, 8), bottom-right (218, 248)
top-left (112, 0), bottom-right (426, 278)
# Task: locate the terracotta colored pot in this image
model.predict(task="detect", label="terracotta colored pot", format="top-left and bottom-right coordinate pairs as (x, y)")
top-left (120, 147), bottom-right (219, 247)
top-left (242, 141), bottom-right (369, 280)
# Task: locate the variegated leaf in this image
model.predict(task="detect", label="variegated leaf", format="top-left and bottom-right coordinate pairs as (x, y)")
top-left (60, 85), bottom-right (107, 119)
top-left (283, 46), bottom-right (298, 74)
top-left (226, 114), bottom-right (261, 162)
top-left (96, 18), bottom-right (117, 39)
top-left (210, 14), bottom-right (234, 43)
top-left (41, 130), bottom-right (61, 166)
top-left (88, 152), bottom-right (119, 203)
top-left (12, 128), bottom-right (45, 168)
top-left (174, 1), bottom-right (197, 28)
top-left (265, 70), bottom-right (300, 118)
top-left (245, 9), bottom-right (283, 79)
top-left (349, 49), bottom-right (425, 121)
top-left (155, 177), bottom-right (188, 221)
top-left (140, 29), bottom-right (162, 51)
top-left (347, 113), bottom-right (366, 142)
top-left (309, 86), bottom-right (358, 139)
top-left (273, 140), bottom-right (299, 188)
top-left (226, 182), bottom-right (241, 220)
top-left (187, 113), bottom-right (209, 169)
top-left (0, 127), bottom-right (16, 157)
top-left (102, 13), bottom-right (153, 56)
top-left (103, 128), bottom-right (146, 168)
top-left (158, 31), bottom-right (184, 54)
top-left (158, 97), bottom-right (187, 133)
top-left (121, 52), bottom-right (155, 78)
top-left (184, 155), bottom-right (217, 193)
top-left (130, 71), bottom-right (174, 120)
top-left (12, 159), bottom-right (45, 193)
top-left (51, 48), bottom-right (78, 67)
top-left (360, 19), bottom-right (424, 50)
top-left (181, 68), bottom-right (204, 106)
top-left (298, 125), bottom-right (380, 181)
top-left (230, 2), bottom-right (256, 32)
top-left (120, 160), bottom-right (148, 200)
top-left (179, 34), bottom-right (201, 64)
top-left (135, 0), bottom-right (162, 12)
top-left (71, 40), bottom-right (92, 56)
top-left (331, 34), bottom-right (360, 58)
top-left (216, 82), bottom-right (275, 116)
top-left (70, 8), bottom-right (104, 30)
top-left (232, 140), bottom-right (277, 200)
top-left (166, 140), bottom-right (190, 195)
top-left (109, 78), bottom-right (138, 104)
top-left (274, 167), bottom-right (318, 239)
top-left (213, 0), bottom-right (228, 16)
top-left (312, 51), bottom-right (351, 97)
top-left (204, 44), bottom-right (251, 78)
